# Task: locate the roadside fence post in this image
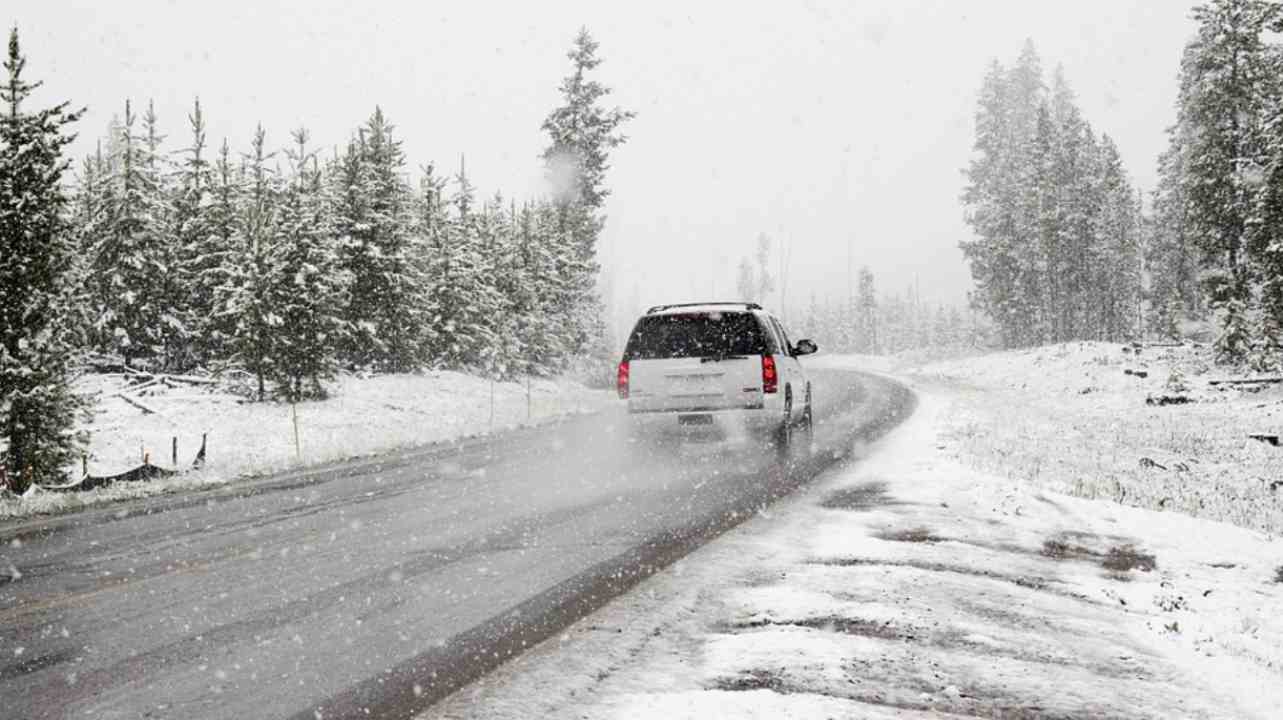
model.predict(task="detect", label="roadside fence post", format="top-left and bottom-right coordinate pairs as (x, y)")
top-left (291, 402), bottom-right (302, 462)
top-left (489, 375), bottom-right (496, 436)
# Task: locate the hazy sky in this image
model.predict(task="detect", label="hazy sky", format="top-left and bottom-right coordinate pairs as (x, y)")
top-left (12, 0), bottom-right (1197, 328)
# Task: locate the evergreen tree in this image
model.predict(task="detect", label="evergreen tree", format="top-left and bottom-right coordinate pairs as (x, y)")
top-left (89, 99), bottom-right (170, 367)
top-left (218, 126), bottom-right (279, 400)
top-left (335, 109), bottom-right (424, 371)
top-left (0, 28), bottom-right (88, 489)
top-left (172, 98), bottom-right (218, 369)
top-left (1249, 90), bottom-right (1283, 368)
top-left (857, 266), bottom-right (878, 353)
top-left (1095, 136), bottom-right (1143, 341)
top-left (1177, 0), bottom-right (1281, 361)
top-left (754, 233), bottom-right (775, 301)
top-left (1150, 74), bottom-right (1203, 338)
top-left (735, 258), bottom-right (755, 302)
top-left (962, 43), bottom-right (1143, 349)
top-left (268, 128), bottom-right (349, 400)
top-left (140, 100), bottom-right (186, 370)
top-left (961, 60), bottom-right (1022, 347)
top-left (540, 28), bottom-right (634, 361)
top-left (200, 138), bottom-right (245, 367)
top-left (422, 160), bottom-right (499, 369)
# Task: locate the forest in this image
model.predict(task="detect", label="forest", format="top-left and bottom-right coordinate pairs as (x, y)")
top-left (0, 27), bottom-right (632, 484)
top-left (962, 0), bottom-right (1283, 370)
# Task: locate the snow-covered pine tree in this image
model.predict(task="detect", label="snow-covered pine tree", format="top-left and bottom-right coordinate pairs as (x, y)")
top-left (359, 109), bottom-right (422, 371)
top-left (421, 159), bottom-right (499, 369)
top-left (89, 99), bottom-right (170, 368)
top-left (539, 197), bottom-right (599, 366)
top-left (802, 292), bottom-right (821, 341)
top-left (268, 128), bottom-right (349, 400)
top-left (1149, 76), bottom-right (1203, 338)
top-left (333, 109), bottom-right (424, 372)
top-left (0, 28), bottom-right (88, 489)
top-left (140, 100), bottom-right (188, 370)
top-left (172, 98), bottom-right (218, 370)
top-left (512, 200), bottom-right (561, 373)
top-left (540, 28), bottom-right (634, 363)
top-left (857, 266), bottom-right (878, 353)
top-left (735, 258), bottom-right (755, 302)
top-left (1247, 86), bottom-right (1283, 369)
top-left (963, 43), bottom-right (1143, 350)
top-left (1019, 100), bottom-right (1055, 345)
top-left (411, 162), bottom-right (446, 363)
top-left (1047, 68), bottom-right (1084, 342)
top-left (218, 125), bottom-right (279, 400)
top-left (329, 133), bottom-right (370, 365)
top-left (477, 194), bottom-right (527, 379)
top-left (198, 138), bottom-right (246, 368)
top-left (1177, 0), bottom-right (1280, 362)
top-left (70, 143), bottom-right (110, 344)
top-left (1094, 135), bottom-right (1142, 342)
top-left (961, 60), bottom-right (1021, 348)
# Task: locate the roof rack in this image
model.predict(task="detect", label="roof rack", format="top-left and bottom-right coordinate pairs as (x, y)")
top-left (645, 302), bottom-right (763, 314)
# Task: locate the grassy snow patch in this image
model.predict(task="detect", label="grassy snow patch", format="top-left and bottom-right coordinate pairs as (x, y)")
top-left (917, 342), bottom-right (1283, 535)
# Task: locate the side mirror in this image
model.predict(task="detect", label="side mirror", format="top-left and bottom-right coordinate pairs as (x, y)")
top-left (793, 339), bottom-right (818, 356)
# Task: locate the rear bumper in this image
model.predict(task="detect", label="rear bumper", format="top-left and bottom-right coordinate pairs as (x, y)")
top-left (626, 404), bottom-right (783, 437)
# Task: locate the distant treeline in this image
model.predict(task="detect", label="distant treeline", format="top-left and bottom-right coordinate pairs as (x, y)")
top-left (797, 267), bottom-right (983, 357)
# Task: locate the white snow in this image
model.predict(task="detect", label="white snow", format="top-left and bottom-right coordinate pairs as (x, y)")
top-left (421, 352), bottom-right (1283, 720)
top-left (0, 371), bottom-right (609, 519)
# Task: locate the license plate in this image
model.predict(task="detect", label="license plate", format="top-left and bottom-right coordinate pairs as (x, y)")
top-left (679, 414), bottom-right (714, 426)
top-left (672, 375), bottom-right (714, 393)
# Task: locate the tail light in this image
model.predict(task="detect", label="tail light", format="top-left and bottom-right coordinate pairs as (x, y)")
top-left (762, 355), bottom-right (778, 394)
top-left (617, 360), bottom-right (630, 399)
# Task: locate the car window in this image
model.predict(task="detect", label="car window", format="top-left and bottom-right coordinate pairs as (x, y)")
top-left (770, 317), bottom-right (794, 354)
top-left (624, 312), bottom-right (768, 360)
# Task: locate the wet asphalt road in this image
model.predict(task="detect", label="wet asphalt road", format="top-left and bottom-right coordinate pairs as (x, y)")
top-left (0, 367), bottom-right (913, 720)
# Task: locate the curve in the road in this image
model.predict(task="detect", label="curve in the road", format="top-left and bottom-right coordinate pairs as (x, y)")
top-left (0, 369), bottom-right (915, 720)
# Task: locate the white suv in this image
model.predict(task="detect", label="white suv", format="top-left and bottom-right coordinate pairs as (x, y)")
top-left (617, 302), bottom-right (817, 450)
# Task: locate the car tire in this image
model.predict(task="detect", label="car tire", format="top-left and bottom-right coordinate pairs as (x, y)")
top-left (774, 390), bottom-right (793, 458)
top-left (791, 384), bottom-right (813, 458)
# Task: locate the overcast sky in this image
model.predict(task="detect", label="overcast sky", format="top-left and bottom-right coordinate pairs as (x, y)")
top-left (12, 0), bottom-right (1197, 329)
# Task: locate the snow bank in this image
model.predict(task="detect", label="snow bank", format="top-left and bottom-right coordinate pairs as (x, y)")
top-left (917, 341), bottom-right (1283, 535)
top-left (0, 371), bottom-right (609, 520)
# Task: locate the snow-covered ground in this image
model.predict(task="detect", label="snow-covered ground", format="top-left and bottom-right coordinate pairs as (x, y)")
top-left (0, 371), bottom-right (609, 520)
top-left (915, 341), bottom-right (1283, 536)
top-left (421, 353), bottom-right (1283, 719)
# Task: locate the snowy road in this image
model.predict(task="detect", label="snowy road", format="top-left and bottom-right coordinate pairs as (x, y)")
top-left (0, 367), bottom-right (912, 720)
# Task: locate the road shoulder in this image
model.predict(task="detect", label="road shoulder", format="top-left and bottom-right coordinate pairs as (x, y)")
top-left (421, 379), bottom-right (1283, 720)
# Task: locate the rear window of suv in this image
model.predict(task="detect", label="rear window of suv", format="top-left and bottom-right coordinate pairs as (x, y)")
top-left (624, 312), bottom-right (770, 360)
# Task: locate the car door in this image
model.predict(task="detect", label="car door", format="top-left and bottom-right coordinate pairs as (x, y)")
top-left (770, 316), bottom-right (806, 405)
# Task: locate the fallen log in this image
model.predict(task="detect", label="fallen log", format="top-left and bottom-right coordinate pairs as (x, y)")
top-left (114, 393), bottom-right (162, 416)
top-left (161, 374), bottom-right (219, 386)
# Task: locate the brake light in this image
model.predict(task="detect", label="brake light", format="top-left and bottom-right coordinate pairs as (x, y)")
top-left (617, 360), bottom-right (630, 399)
top-left (762, 355), bottom-right (778, 394)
